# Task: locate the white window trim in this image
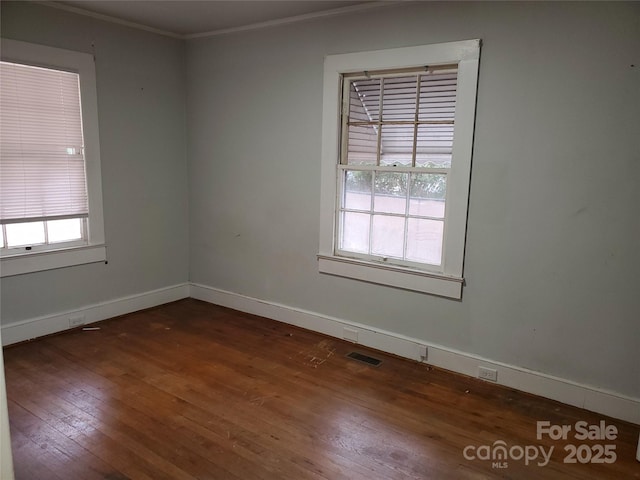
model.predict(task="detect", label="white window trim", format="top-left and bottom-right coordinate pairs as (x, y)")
top-left (318, 40), bottom-right (480, 299)
top-left (0, 39), bottom-right (106, 277)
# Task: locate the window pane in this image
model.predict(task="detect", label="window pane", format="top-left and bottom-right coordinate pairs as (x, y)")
top-left (406, 218), bottom-right (444, 265)
top-left (418, 70), bottom-right (457, 122)
top-left (343, 170), bottom-right (372, 211)
top-left (409, 173), bottom-right (446, 218)
top-left (380, 124), bottom-right (414, 166)
top-left (47, 218), bottom-right (82, 243)
top-left (415, 124), bottom-right (453, 168)
top-left (349, 78), bottom-right (380, 122)
top-left (6, 221), bottom-right (45, 247)
top-left (346, 124), bottom-right (378, 165)
top-left (382, 76), bottom-right (417, 121)
top-left (374, 172), bottom-right (407, 215)
top-left (340, 212), bottom-right (370, 254)
top-left (0, 230), bottom-right (4, 248)
top-left (372, 215), bottom-right (404, 258)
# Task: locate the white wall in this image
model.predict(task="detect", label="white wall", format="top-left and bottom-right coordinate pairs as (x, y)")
top-left (0, 2), bottom-right (189, 323)
top-left (187, 1), bottom-right (640, 400)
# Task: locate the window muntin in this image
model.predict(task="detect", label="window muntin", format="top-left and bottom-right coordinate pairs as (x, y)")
top-left (337, 67), bottom-right (457, 270)
top-left (338, 168), bottom-right (448, 268)
top-left (343, 67), bottom-right (457, 168)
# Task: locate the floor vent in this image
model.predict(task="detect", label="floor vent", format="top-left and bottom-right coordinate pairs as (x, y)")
top-left (347, 351), bottom-right (382, 367)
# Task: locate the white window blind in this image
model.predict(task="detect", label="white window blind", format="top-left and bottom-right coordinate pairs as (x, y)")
top-left (345, 67), bottom-right (457, 168)
top-left (0, 60), bottom-right (88, 224)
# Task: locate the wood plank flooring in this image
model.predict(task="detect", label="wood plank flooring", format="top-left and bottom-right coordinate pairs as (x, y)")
top-left (3, 298), bottom-right (639, 479)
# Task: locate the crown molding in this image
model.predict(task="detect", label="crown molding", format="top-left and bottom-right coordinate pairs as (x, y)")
top-left (185, 2), bottom-right (396, 40)
top-left (36, 1), bottom-right (397, 41)
top-left (38, 1), bottom-right (184, 39)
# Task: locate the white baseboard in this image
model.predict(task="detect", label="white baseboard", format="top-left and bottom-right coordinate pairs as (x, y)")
top-left (3, 281), bottom-right (637, 425)
top-left (1, 283), bottom-right (190, 346)
top-left (190, 283), bottom-right (640, 425)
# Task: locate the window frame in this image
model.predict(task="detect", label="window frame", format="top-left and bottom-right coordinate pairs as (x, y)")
top-left (318, 40), bottom-right (480, 299)
top-left (0, 38), bottom-right (106, 277)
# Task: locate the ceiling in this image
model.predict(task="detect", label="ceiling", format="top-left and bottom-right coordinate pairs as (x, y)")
top-left (51, 1), bottom-right (381, 38)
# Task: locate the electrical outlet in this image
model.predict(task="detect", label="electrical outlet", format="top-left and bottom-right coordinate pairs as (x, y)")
top-left (478, 366), bottom-right (498, 382)
top-left (69, 315), bottom-right (85, 328)
top-left (343, 327), bottom-right (358, 343)
top-left (416, 344), bottom-right (428, 361)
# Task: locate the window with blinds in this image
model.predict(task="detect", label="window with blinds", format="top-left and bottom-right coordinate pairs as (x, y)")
top-left (1, 38), bottom-right (105, 277)
top-left (319, 40), bottom-right (479, 298)
top-left (0, 60), bottom-right (88, 249)
top-left (337, 67), bottom-right (458, 268)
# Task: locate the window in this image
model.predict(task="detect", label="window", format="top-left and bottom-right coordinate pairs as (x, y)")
top-left (318, 40), bottom-right (480, 299)
top-left (1, 39), bottom-right (105, 277)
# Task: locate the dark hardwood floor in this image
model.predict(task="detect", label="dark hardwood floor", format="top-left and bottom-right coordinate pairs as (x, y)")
top-left (3, 298), bottom-right (639, 479)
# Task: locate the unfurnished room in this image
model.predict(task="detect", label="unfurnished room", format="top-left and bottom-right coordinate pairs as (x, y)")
top-left (0, 1), bottom-right (639, 479)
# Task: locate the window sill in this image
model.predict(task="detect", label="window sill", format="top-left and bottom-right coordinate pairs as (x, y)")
top-left (1, 244), bottom-right (106, 277)
top-left (317, 254), bottom-right (463, 299)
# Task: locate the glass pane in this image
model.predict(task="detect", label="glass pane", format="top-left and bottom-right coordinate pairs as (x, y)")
top-left (418, 71), bottom-right (457, 122)
top-left (47, 218), bottom-right (83, 243)
top-left (6, 221), bottom-right (45, 247)
top-left (374, 172), bottom-right (407, 215)
top-left (0, 230), bottom-right (4, 248)
top-left (349, 78), bottom-right (380, 122)
top-left (343, 171), bottom-right (372, 211)
top-left (406, 218), bottom-right (444, 265)
top-left (380, 124), bottom-right (414, 166)
top-left (409, 173), bottom-right (446, 218)
top-left (346, 124), bottom-right (378, 165)
top-left (381, 76), bottom-right (417, 121)
top-left (415, 124), bottom-right (453, 168)
top-left (372, 215), bottom-right (404, 258)
top-left (340, 212), bottom-right (370, 254)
